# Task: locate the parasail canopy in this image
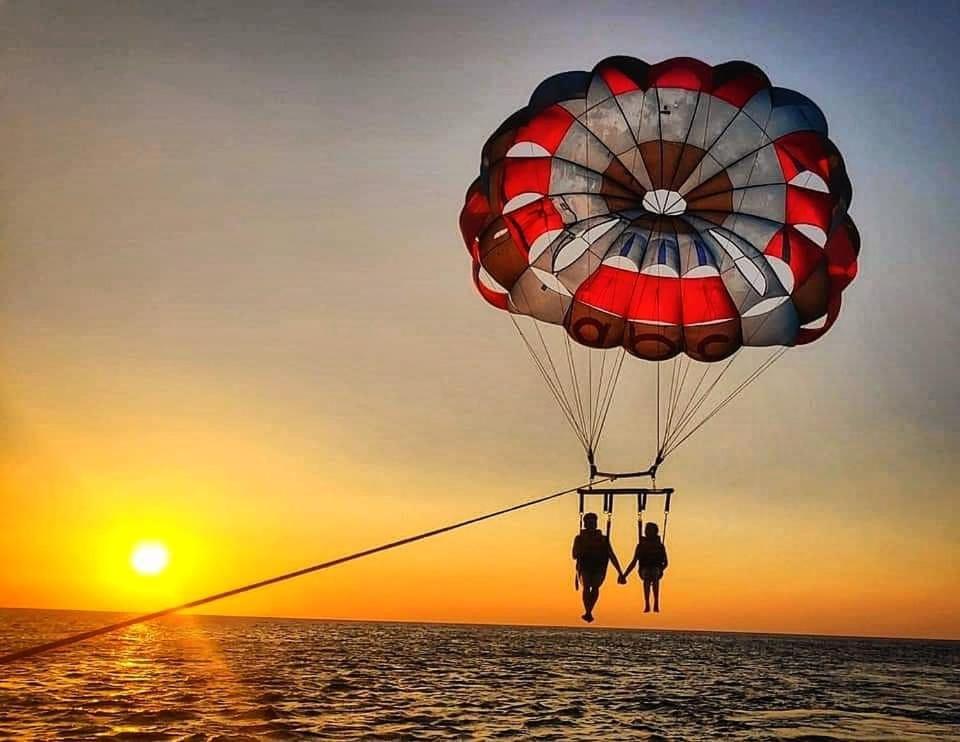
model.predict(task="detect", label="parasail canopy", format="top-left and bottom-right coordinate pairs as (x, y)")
top-left (459, 57), bottom-right (860, 464)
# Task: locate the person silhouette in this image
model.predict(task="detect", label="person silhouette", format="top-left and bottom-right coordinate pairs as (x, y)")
top-left (572, 513), bottom-right (623, 623)
top-left (622, 522), bottom-right (669, 613)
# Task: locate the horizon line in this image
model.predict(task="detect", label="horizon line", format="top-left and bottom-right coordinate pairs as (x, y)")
top-left (2, 605), bottom-right (957, 644)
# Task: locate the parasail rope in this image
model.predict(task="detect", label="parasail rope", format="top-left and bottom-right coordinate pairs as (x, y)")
top-left (0, 476), bottom-right (613, 666)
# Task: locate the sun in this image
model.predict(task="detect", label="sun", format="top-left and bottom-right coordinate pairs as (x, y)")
top-left (130, 541), bottom-right (170, 576)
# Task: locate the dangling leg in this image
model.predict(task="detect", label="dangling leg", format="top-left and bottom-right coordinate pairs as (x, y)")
top-left (652, 579), bottom-right (660, 612)
top-left (643, 579), bottom-right (652, 613)
top-left (583, 585), bottom-right (599, 622)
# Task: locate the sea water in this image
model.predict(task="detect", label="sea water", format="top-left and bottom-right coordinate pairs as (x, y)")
top-left (0, 609), bottom-right (957, 740)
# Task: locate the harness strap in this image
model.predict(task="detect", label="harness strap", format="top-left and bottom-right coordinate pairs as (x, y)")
top-left (636, 492), bottom-right (645, 540)
top-left (662, 490), bottom-right (672, 543)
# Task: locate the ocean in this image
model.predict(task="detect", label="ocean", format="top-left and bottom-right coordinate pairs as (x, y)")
top-left (0, 609), bottom-right (957, 740)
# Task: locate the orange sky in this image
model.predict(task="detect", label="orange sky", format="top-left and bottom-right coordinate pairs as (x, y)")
top-left (2, 351), bottom-right (956, 639)
top-left (1, 3), bottom-right (958, 640)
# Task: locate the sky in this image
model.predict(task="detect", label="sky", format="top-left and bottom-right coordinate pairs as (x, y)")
top-left (1, 0), bottom-right (958, 639)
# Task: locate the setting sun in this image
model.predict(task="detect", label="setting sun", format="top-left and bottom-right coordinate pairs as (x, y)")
top-left (130, 542), bottom-right (170, 576)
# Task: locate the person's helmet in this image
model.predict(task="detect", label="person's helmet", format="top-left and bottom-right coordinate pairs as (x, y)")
top-left (644, 522), bottom-right (659, 537)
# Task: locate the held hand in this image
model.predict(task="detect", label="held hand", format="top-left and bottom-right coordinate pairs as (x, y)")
top-left (617, 574), bottom-right (627, 585)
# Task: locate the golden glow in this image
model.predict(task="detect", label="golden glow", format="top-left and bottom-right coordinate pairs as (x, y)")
top-left (0, 371), bottom-right (958, 639)
top-left (130, 541), bottom-right (170, 576)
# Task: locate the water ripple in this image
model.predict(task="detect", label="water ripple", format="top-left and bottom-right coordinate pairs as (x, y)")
top-left (0, 610), bottom-right (957, 740)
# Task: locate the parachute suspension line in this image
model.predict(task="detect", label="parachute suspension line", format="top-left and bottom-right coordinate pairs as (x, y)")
top-left (534, 318), bottom-right (582, 433)
top-left (660, 351), bottom-right (742, 454)
top-left (592, 347), bottom-right (627, 458)
top-left (513, 323), bottom-right (584, 449)
top-left (509, 314), bottom-right (628, 458)
top-left (660, 361), bottom-right (729, 455)
top-left (662, 346), bottom-right (787, 458)
top-left (676, 353), bottom-right (739, 436)
top-left (588, 345), bottom-right (618, 453)
top-left (0, 476), bottom-right (613, 666)
top-left (665, 359), bottom-right (714, 445)
top-left (510, 317), bottom-right (590, 451)
top-left (562, 332), bottom-right (590, 445)
top-left (656, 359), bottom-right (661, 453)
top-left (534, 361), bottom-right (589, 452)
top-left (654, 346), bottom-right (691, 463)
top-left (590, 345), bottom-right (613, 450)
top-left (659, 357), bottom-right (672, 451)
top-left (587, 337), bottom-right (594, 450)
top-left (669, 356), bottom-right (692, 435)
top-left (589, 345), bottom-right (608, 446)
top-left (660, 354), bottom-right (688, 456)
top-left (657, 361), bottom-right (669, 458)
top-left (583, 344), bottom-right (622, 458)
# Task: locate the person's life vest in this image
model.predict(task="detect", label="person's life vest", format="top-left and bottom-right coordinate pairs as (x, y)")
top-left (635, 536), bottom-right (667, 568)
top-left (575, 529), bottom-right (609, 571)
